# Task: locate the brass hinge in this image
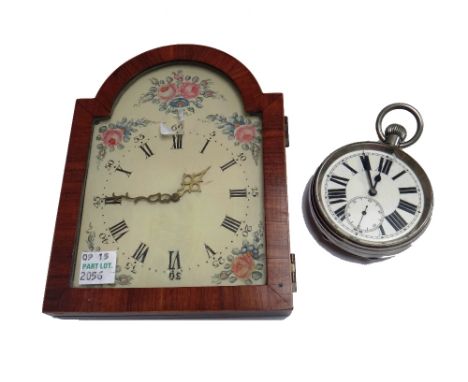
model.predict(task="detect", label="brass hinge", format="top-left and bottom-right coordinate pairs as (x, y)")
top-left (290, 253), bottom-right (297, 292)
top-left (284, 116), bottom-right (289, 147)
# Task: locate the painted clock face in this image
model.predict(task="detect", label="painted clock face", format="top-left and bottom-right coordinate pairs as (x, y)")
top-left (320, 149), bottom-right (424, 243)
top-left (72, 64), bottom-right (266, 288)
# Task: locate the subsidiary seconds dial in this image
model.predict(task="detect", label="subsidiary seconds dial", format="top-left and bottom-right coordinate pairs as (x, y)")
top-left (345, 196), bottom-right (384, 235)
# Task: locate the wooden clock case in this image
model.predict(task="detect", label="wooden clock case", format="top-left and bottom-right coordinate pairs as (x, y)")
top-left (42, 44), bottom-right (293, 318)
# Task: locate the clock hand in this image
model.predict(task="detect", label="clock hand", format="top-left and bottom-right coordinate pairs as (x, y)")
top-left (360, 155), bottom-right (377, 196)
top-left (373, 173), bottom-right (382, 190)
top-left (176, 166), bottom-right (211, 197)
top-left (108, 167), bottom-right (211, 204)
top-left (110, 191), bottom-right (181, 204)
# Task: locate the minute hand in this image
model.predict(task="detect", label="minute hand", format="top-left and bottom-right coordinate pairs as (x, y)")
top-left (108, 167), bottom-right (211, 204)
top-left (360, 155), bottom-right (377, 196)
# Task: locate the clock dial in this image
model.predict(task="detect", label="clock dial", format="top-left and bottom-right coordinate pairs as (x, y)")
top-left (320, 149), bottom-right (424, 243)
top-left (72, 64), bottom-right (266, 288)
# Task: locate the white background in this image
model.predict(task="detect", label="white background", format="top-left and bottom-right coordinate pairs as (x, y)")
top-left (2, 1), bottom-right (467, 381)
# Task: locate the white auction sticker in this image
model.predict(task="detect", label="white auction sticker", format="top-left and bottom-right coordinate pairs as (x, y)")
top-left (78, 251), bottom-right (117, 285)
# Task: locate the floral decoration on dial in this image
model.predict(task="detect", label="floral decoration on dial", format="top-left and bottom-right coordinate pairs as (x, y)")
top-left (206, 113), bottom-right (262, 164)
top-left (212, 224), bottom-right (265, 285)
top-left (138, 70), bottom-right (222, 116)
top-left (95, 118), bottom-right (152, 163)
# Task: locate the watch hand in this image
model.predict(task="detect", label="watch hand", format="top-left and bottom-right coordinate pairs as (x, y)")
top-left (360, 155), bottom-right (377, 196)
top-left (357, 205), bottom-right (368, 229)
top-left (373, 173), bottom-right (382, 189)
top-left (107, 167), bottom-right (211, 204)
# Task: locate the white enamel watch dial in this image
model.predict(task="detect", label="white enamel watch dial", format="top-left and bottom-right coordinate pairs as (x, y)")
top-left (307, 103), bottom-right (433, 259)
top-left (321, 149), bottom-right (424, 242)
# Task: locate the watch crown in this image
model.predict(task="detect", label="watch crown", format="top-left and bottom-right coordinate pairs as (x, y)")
top-left (384, 123), bottom-right (407, 146)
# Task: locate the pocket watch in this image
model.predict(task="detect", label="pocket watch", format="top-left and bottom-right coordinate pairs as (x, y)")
top-left (305, 103), bottom-right (433, 259)
top-left (43, 45), bottom-right (294, 318)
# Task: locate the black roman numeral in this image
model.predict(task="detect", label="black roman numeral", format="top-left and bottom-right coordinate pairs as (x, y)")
top-left (378, 157), bottom-right (393, 175)
top-left (327, 188), bottom-right (347, 204)
top-left (204, 243), bottom-right (216, 259)
top-left (200, 139), bottom-right (210, 154)
top-left (392, 170), bottom-right (406, 180)
top-left (330, 175), bottom-right (349, 187)
top-left (172, 134), bottom-right (183, 149)
top-left (342, 162), bottom-right (357, 174)
top-left (379, 225), bottom-right (386, 236)
top-left (132, 242), bottom-right (149, 263)
top-left (139, 142), bottom-right (154, 158)
top-left (334, 205), bottom-right (346, 221)
top-left (360, 154), bottom-right (371, 171)
top-left (220, 159), bottom-right (237, 171)
top-left (104, 195), bottom-right (122, 205)
top-left (399, 187), bottom-right (417, 194)
top-left (115, 165), bottom-right (132, 177)
top-left (229, 188), bottom-right (247, 198)
top-left (109, 220), bottom-right (129, 241)
top-left (221, 215), bottom-right (241, 233)
top-left (386, 211), bottom-right (407, 231)
top-left (398, 199), bottom-right (418, 215)
top-left (168, 250), bottom-right (181, 270)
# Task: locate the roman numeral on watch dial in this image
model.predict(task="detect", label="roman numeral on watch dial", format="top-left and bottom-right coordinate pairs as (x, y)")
top-left (334, 205), bottom-right (346, 221)
top-left (398, 199), bottom-right (418, 215)
top-left (132, 242), bottom-right (149, 263)
top-left (109, 220), bottom-right (129, 241)
top-left (329, 175), bottom-right (349, 187)
top-left (385, 211), bottom-right (407, 231)
top-left (221, 215), bottom-right (241, 233)
top-left (342, 162), bottom-right (357, 174)
top-left (327, 188), bottom-right (347, 204)
top-left (379, 225), bottom-right (386, 236)
top-left (392, 170), bottom-right (406, 180)
top-left (360, 154), bottom-right (371, 171)
top-left (399, 187), bottom-right (417, 194)
top-left (378, 157), bottom-right (393, 175)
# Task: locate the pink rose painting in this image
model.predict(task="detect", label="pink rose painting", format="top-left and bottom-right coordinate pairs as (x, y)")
top-left (207, 113), bottom-right (262, 165)
top-left (101, 128), bottom-right (123, 148)
top-left (231, 253), bottom-right (255, 280)
top-left (234, 124), bottom-right (256, 144)
top-left (212, 226), bottom-right (265, 285)
top-left (96, 118), bottom-right (151, 164)
top-left (179, 82), bottom-right (200, 99)
top-left (158, 83), bottom-right (177, 101)
top-left (139, 70), bottom-right (219, 116)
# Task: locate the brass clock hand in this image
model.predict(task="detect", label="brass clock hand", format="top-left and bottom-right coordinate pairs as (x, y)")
top-left (176, 166), bottom-right (211, 197)
top-left (108, 167), bottom-right (211, 204)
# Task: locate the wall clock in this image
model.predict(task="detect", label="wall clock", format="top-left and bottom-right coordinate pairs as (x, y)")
top-left (42, 44), bottom-right (294, 318)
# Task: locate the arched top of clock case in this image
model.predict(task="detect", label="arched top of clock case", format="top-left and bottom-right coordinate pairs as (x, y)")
top-left (92, 44), bottom-right (264, 116)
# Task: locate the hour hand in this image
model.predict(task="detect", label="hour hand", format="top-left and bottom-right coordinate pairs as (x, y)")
top-left (177, 167), bottom-right (211, 196)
